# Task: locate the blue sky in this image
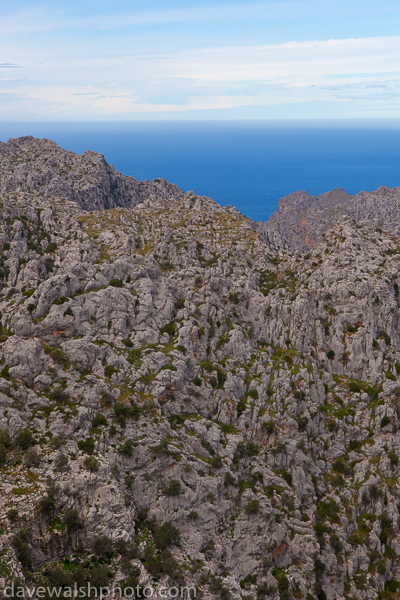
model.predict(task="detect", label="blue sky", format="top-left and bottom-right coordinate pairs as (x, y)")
top-left (1, 0), bottom-right (400, 120)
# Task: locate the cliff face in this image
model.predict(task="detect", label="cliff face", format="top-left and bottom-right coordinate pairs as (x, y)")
top-left (252, 185), bottom-right (400, 252)
top-left (1, 137), bottom-right (400, 600)
top-left (0, 136), bottom-right (183, 211)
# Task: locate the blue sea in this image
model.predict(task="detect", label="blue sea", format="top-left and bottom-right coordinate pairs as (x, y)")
top-left (1, 120), bottom-right (399, 222)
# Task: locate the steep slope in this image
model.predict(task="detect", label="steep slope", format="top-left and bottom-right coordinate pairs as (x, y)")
top-left (0, 136), bottom-right (183, 211)
top-left (253, 186), bottom-right (400, 253)
top-left (1, 139), bottom-right (400, 600)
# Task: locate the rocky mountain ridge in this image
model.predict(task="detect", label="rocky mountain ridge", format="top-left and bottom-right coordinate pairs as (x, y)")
top-left (252, 186), bottom-right (400, 253)
top-left (0, 137), bottom-right (400, 600)
top-left (0, 136), bottom-right (183, 211)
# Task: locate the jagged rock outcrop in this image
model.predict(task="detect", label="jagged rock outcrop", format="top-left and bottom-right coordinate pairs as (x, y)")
top-left (0, 136), bottom-right (183, 211)
top-left (252, 185), bottom-right (400, 253)
top-left (1, 138), bottom-right (400, 600)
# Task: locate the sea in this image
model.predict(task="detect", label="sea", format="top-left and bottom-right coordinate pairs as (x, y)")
top-left (1, 120), bottom-right (399, 222)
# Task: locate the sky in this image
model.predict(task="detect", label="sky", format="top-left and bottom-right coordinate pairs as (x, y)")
top-left (1, 0), bottom-right (400, 120)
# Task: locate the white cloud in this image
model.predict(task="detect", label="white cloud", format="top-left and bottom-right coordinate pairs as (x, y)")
top-left (0, 31), bottom-right (399, 119)
top-left (153, 36), bottom-right (400, 82)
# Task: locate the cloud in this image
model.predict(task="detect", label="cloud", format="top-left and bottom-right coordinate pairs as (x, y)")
top-left (155, 36), bottom-right (400, 83)
top-left (0, 27), bottom-right (399, 119)
top-left (0, 63), bottom-right (22, 68)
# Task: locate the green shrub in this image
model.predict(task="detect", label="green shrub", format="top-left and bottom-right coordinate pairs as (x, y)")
top-left (63, 509), bottom-right (82, 533)
top-left (245, 499), bottom-right (260, 515)
top-left (114, 402), bottom-right (140, 423)
top-left (110, 278), bottom-right (123, 287)
top-left (297, 416), bottom-right (308, 431)
top-left (163, 479), bottom-right (182, 496)
top-left (122, 338), bottom-right (133, 347)
top-left (379, 514), bottom-right (394, 544)
top-left (153, 522), bottom-right (180, 549)
top-left (43, 344), bottom-right (70, 368)
top-left (92, 535), bottom-right (113, 557)
top-left (316, 499), bottom-right (340, 524)
top-left (37, 495), bottom-right (55, 516)
top-left (349, 381), bottom-right (361, 393)
top-left (54, 454), bottom-right (69, 472)
top-left (161, 363), bottom-right (177, 371)
top-left (50, 435), bottom-right (65, 448)
top-left (263, 421), bottom-right (275, 434)
top-left (384, 579), bottom-right (400, 593)
top-left (348, 440), bottom-right (363, 452)
top-left (78, 437), bottom-right (95, 455)
top-left (370, 484), bottom-right (382, 500)
top-left (388, 450), bottom-right (399, 468)
top-left (12, 530), bottom-right (31, 567)
top-left (377, 331), bottom-right (391, 346)
top-left (54, 296), bottom-right (68, 305)
top-left (346, 324), bottom-right (359, 334)
top-left (240, 574), bottom-right (257, 589)
top-left (0, 444), bottom-right (7, 467)
top-left (127, 349), bottom-right (141, 364)
top-left (24, 448), bottom-right (41, 468)
top-left (84, 456), bottom-right (99, 471)
top-left (144, 547), bottom-right (180, 579)
top-left (118, 440), bottom-right (133, 456)
top-left (104, 365), bottom-right (115, 378)
top-left (381, 415), bottom-right (391, 428)
top-left (48, 387), bottom-right (70, 402)
top-left (237, 397), bottom-right (247, 417)
top-left (326, 350), bottom-right (335, 359)
top-left (175, 298), bottom-right (185, 309)
top-left (22, 288), bottom-right (35, 298)
top-left (1, 365), bottom-right (10, 378)
top-left (224, 472), bottom-right (236, 487)
top-left (45, 242), bottom-right (57, 253)
top-left (209, 376), bottom-right (217, 388)
top-left (92, 414), bottom-right (107, 428)
top-left (246, 442), bottom-right (259, 457)
top-left (89, 565), bottom-right (110, 587)
top-left (63, 306), bottom-right (74, 317)
top-left (43, 566), bottom-right (71, 588)
top-left (7, 508), bottom-right (19, 522)
top-left (16, 429), bottom-right (34, 450)
top-left (160, 322), bottom-right (175, 336)
top-left (273, 568), bottom-right (290, 599)
top-left (257, 581), bottom-right (275, 597)
top-left (211, 456), bottom-right (222, 469)
top-left (333, 459), bottom-right (352, 477)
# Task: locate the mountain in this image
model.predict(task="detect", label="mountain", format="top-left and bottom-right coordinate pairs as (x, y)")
top-left (0, 137), bottom-right (400, 600)
top-left (0, 136), bottom-right (183, 211)
top-left (252, 185), bottom-right (400, 252)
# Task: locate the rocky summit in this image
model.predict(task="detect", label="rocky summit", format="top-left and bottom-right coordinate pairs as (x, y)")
top-left (1, 136), bottom-right (400, 600)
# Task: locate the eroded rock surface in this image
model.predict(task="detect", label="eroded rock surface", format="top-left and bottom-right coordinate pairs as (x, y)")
top-left (253, 185), bottom-right (400, 253)
top-left (0, 138), bottom-right (400, 600)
